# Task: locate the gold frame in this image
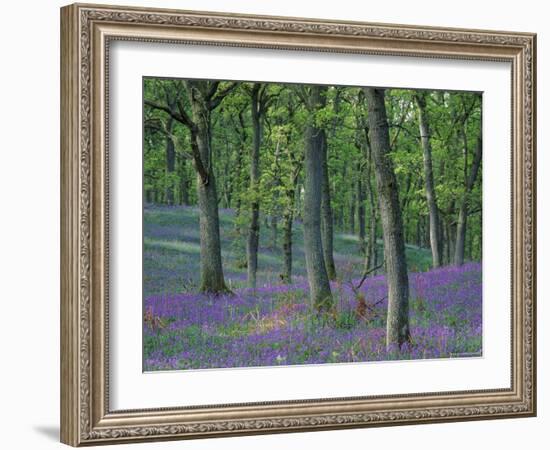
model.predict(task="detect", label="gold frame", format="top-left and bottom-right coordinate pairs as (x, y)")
top-left (60, 3), bottom-right (537, 446)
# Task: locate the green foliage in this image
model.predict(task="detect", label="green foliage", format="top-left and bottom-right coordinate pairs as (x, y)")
top-left (333, 309), bottom-right (359, 330)
top-left (143, 77), bottom-right (482, 266)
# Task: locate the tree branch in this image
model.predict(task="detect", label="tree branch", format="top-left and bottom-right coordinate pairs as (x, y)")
top-left (189, 131), bottom-right (209, 185)
top-left (293, 85), bottom-right (309, 107)
top-left (206, 81), bottom-right (220, 101)
top-left (465, 135), bottom-right (483, 191)
top-left (144, 99), bottom-right (195, 131)
top-left (144, 117), bottom-right (164, 133)
top-left (354, 260), bottom-right (385, 292)
top-left (209, 82), bottom-right (239, 109)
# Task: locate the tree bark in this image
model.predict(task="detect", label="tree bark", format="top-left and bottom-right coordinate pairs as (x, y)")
top-left (187, 82), bottom-right (228, 294)
top-left (232, 110), bottom-right (247, 235)
top-left (281, 209), bottom-right (293, 283)
top-left (415, 92), bottom-right (442, 268)
top-left (178, 155), bottom-right (190, 205)
top-left (164, 117), bottom-right (176, 205)
top-left (246, 84), bottom-right (263, 289)
top-left (320, 130), bottom-right (337, 280)
top-left (270, 215), bottom-right (278, 250)
top-left (321, 90), bottom-right (338, 280)
top-left (281, 161), bottom-right (301, 283)
top-left (400, 174), bottom-right (413, 246)
top-left (364, 139), bottom-right (378, 269)
top-left (454, 135), bottom-right (482, 265)
top-left (367, 180), bottom-right (378, 269)
top-left (349, 190), bottom-right (356, 234)
top-left (196, 170), bottom-right (227, 293)
top-left (295, 180), bottom-right (302, 222)
top-left (221, 128), bottom-right (233, 208)
top-left (356, 162), bottom-right (366, 255)
top-left (442, 220), bottom-right (449, 265)
top-left (364, 87), bottom-right (410, 350)
top-left (303, 86), bottom-right (333, 312)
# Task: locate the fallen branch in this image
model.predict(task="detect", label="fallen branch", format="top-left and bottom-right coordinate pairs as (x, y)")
top-left (354, 260), bottom-right (384, 292)
top-left (355, 295), bottom-right (387, 321)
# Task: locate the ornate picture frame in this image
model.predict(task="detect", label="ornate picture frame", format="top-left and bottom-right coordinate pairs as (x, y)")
top-left (60, 3), bottom-right (536, 446)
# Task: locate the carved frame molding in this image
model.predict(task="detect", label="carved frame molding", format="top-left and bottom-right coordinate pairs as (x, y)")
top-left (60, 3), bottom-right (536, 446)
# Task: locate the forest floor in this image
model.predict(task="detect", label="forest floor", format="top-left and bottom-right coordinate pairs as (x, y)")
top-left (143, 205), bottom-right (482, 371)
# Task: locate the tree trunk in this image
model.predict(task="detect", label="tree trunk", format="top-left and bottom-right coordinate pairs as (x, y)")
top-left (400, 177), bottom-right (417, 249)
top-left (454, 135), bottom-right (482, 265)
top-left (164, 118), bottom-right (176, 205)
top-left (281, 209), bottom-right (293, 283)
top-left (178, 155), bottom-right (190, 205)
top-left (232, 130), bottom-right (246, 236)
top-left (442, 221), bottom-right (449, 265)
top-left (188, 86), bottom-right (227, 294)
top-left (448, 215), bottom-right (457, 265)
top-left (320, 129), bottom-right (337, 280)
top-left (321, 90), bottom-right (337, 280)
top-left (295, 181), bottom-right (302, 222)
top-left (270, 215), bottom-right (278, 250)
top-left (365, 144), bottom-right (378, 269)
top-left (438, 214), bottom-right (445, 266)
top-left (367, 196), bottom-right (378, 269)
top-left (454, 207), bottom-right (468, 265)
top-left (349, 190), bottom-right (356, 234)
top-left (364, 87), bottom-right (410, 350)
top-left (467, 226), bottom-right (473, 260)
top-left (246, 84), bottom-right (262, 289)
top-left (356, 162), bottom-right (366, 255)
top-left (415, 93), bottom-right (442, 268)
top-left (197, 171), bottom-right (227, 293)
top-left (281, 166), bottom-right (300, 283)
top-left (424, 216), bottom-right (430, 248)
top-left (339, 165), bottom-right (347, 231)
top-left (303, 86), bottom-right (333, 312)
top-left (146, 80), bottom-right (235, 294)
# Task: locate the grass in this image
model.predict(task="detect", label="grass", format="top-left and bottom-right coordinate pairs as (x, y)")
top-left (143, 204), bottom-right (433, 298)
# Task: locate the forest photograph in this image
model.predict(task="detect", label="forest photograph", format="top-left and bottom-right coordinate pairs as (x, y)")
top-left (142, 77), bottom-right (483, 372)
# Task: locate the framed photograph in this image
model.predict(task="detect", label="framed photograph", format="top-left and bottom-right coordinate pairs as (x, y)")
top-left (60, 3), bottom-right (536, 446)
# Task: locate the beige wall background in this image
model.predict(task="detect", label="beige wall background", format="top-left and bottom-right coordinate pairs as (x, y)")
top-left (0, 0), bottom-right (545, 448)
